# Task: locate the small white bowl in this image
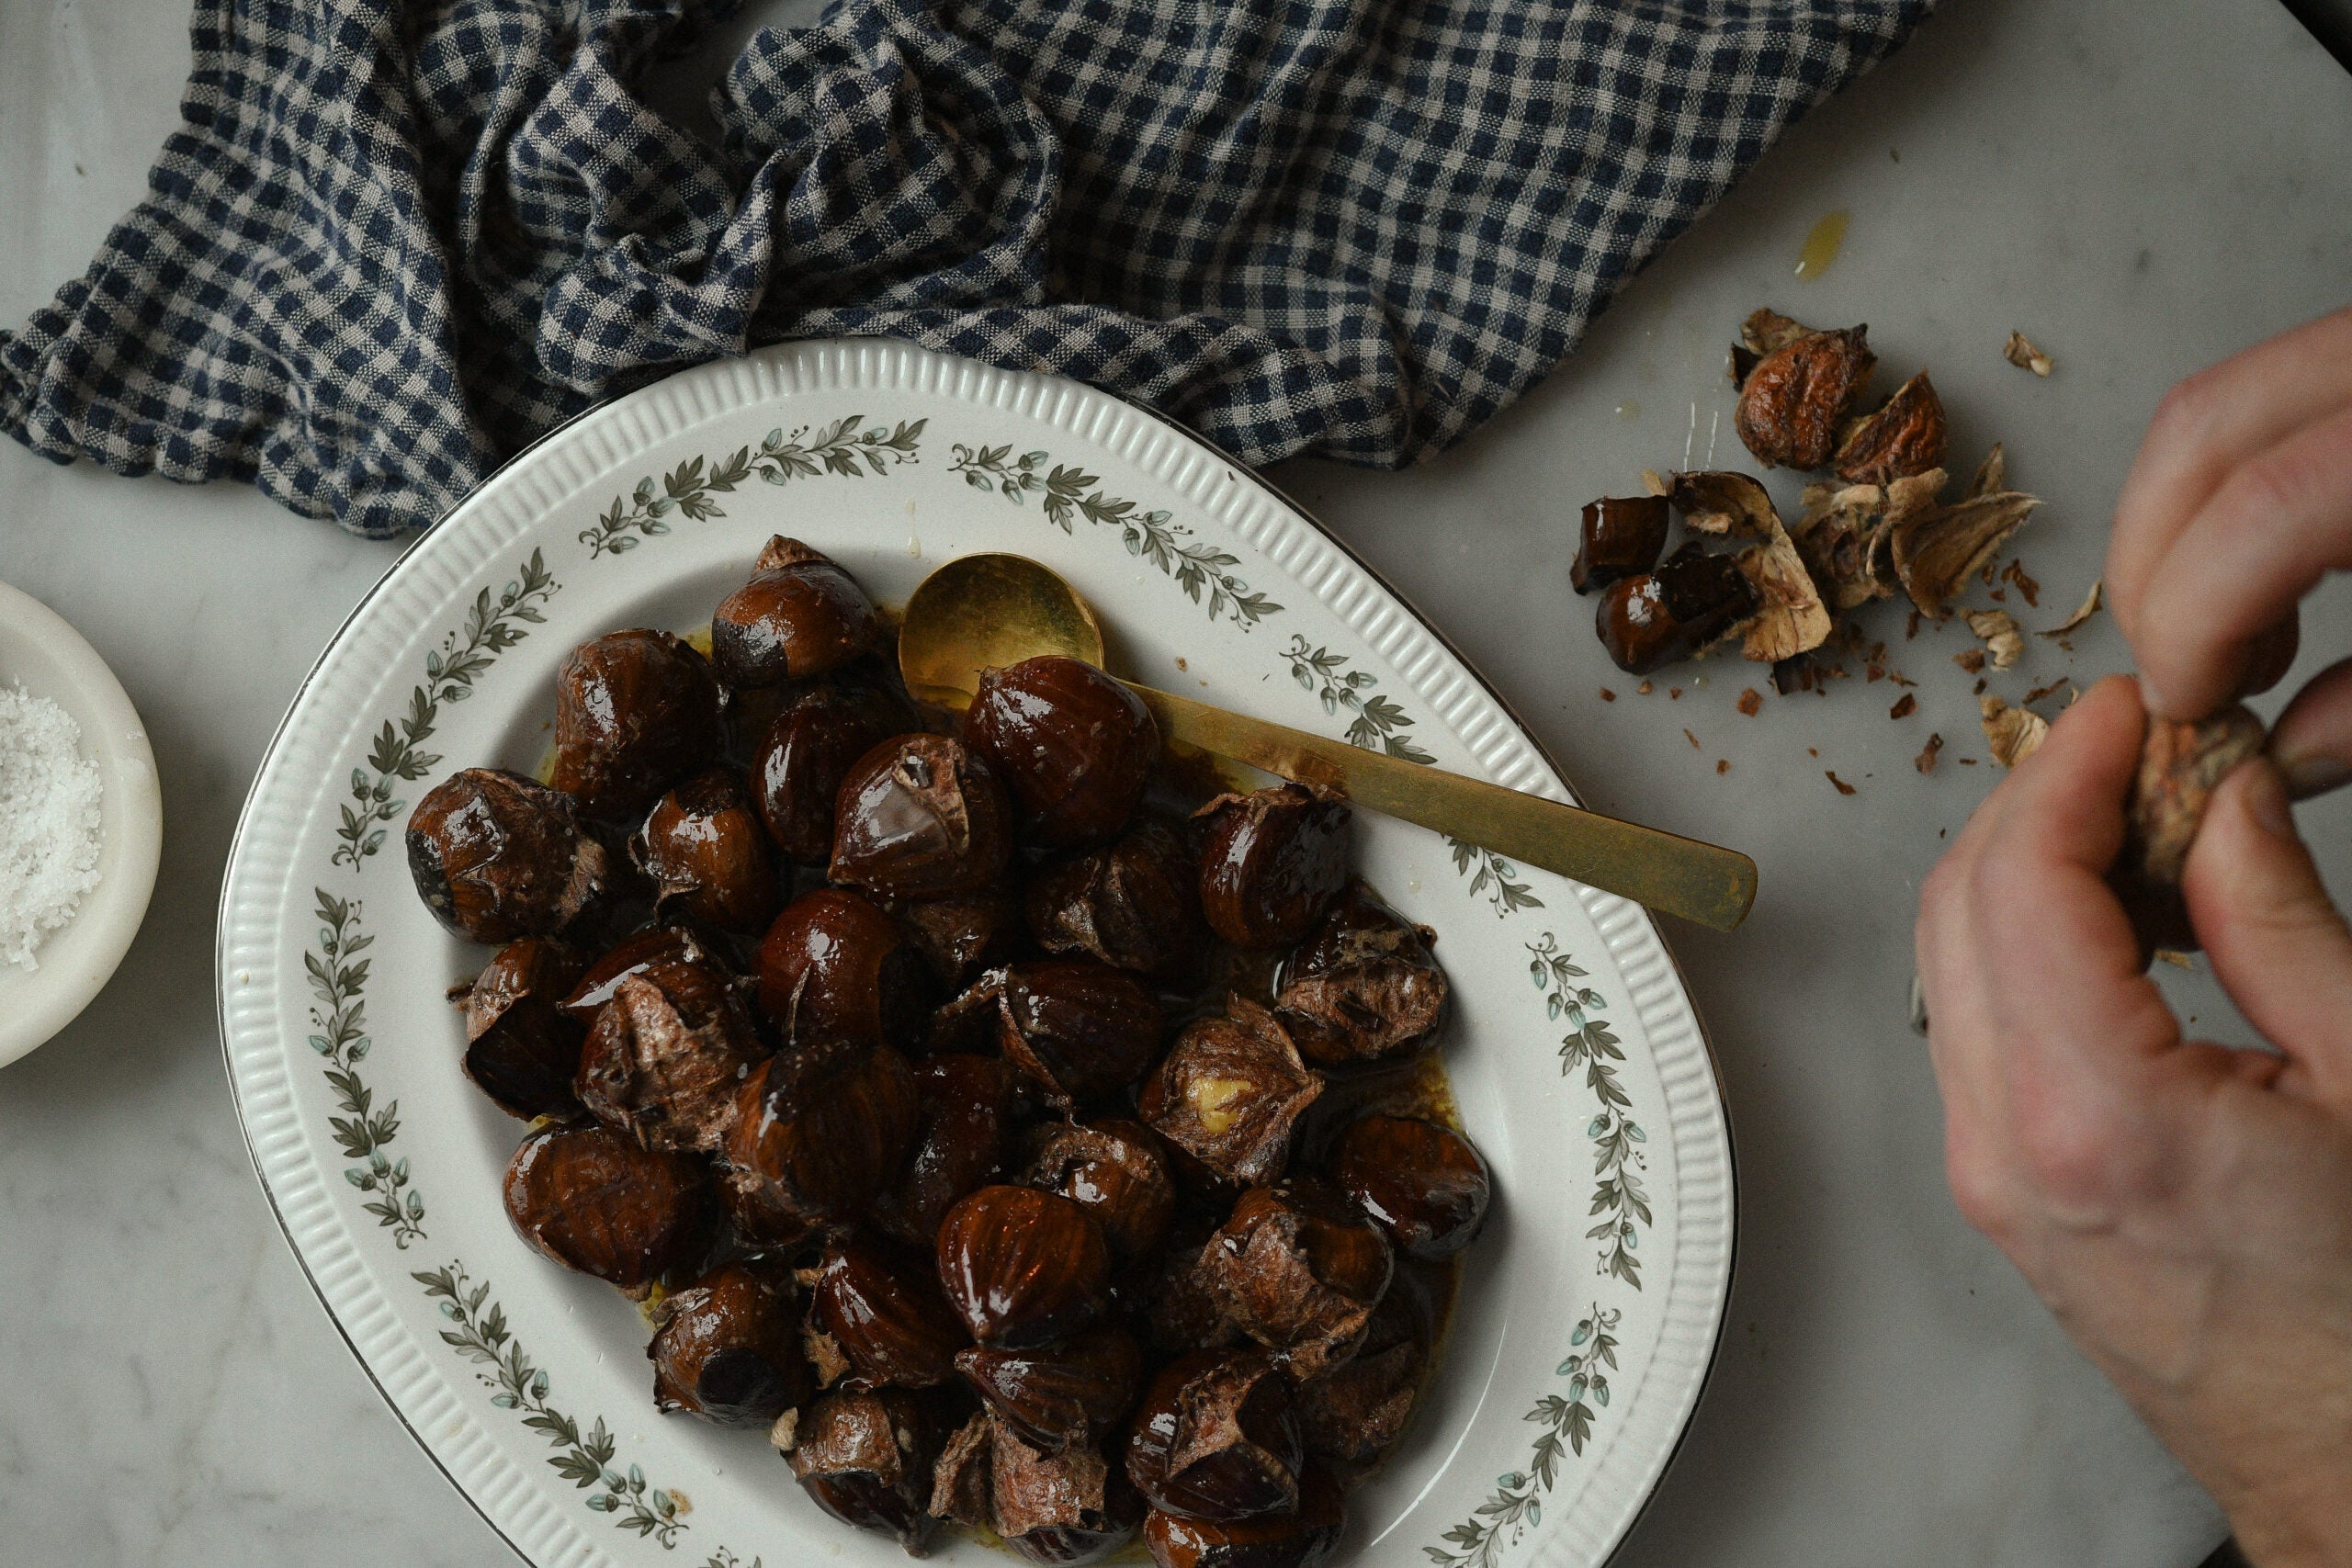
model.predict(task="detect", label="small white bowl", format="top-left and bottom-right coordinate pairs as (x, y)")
top-left (0, 580), bottom-right (162, 1069)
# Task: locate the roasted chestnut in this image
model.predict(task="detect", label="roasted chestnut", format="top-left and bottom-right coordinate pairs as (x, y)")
top-left (1595, 542), bottom-right (1761, 675)
top-left (756, 886), bottom-right (933, 1053)
top-left (549, 629), bottom-right (726, 820)
top-left (711, 536), bottom-right (886, 688)
top-left (1203, 1179), bottom-right (1393, 1382)
top-left (931, 1411), bottom-right (998, 1528)
top-left (1329, 1114), bottom-right (1491, 1261)
top-left (1124, 1350), bottom-right (1303, 1521)
top-left (884, 885), bottom-right (1025, 987)
top-left (965, 656), bottom-right (1160, 848)
top-left (993, 1422), bottom-right (1147, 1564)
top-left (1273, 883), bottom-right (1448, 1067)
top-left (874, 1054), bottom-right (1022, 1249)
top-left (1735, 322), bottom-right (1876, 470)
top-left (721, 1043), bottom-right (921, 1239)
top-left (937, 1185), bottom-right (1114, 1348)
top-left (1295, 1278), bottom-right (1430, 1465)
top-left (1571, 495), bottom-right (1670, 595)
top-left (1834, 369), bottom-right (1947, 485)
top-left (1026, 815), bottom-right (1204, 979)
top-left (831, 733), bottom-right (1016, 899)
top-left (1142, 1463), bottom-right (1345, 1568)
top-left (459, 937), bottom-right (587, 1119)
top-left (812, 1235), bottom-right (971, 1389)
top-left (560, 924), bottom-right (720, 1025)
top-left (1195, 785), bottom-right (1351, 950)
top-left (752, 677), bottom-right (919, 863)
top-left (502, 1122), bottom-right (710, 1292)
top-left (1140, 1000), bottom-right (1323, 1188)
top-left (936, 961), bottom-right (1164, 1110)
top-left (406, 768), bottom-right (614, 943)
top-left (574, 959), bottom-right (769, 1153)
top-left (650, 1258), bottom-right (811, 1426)
top-left (1140, 1213), bottom-right (1245, 1358)
top-left (631, 768), bottom-right (779, 933)
top-left (958, 1324), bottom-right (1146, 1453)
top-left (1023, 1118), bottom-right (1177, 1261)
top-left (784, 1386), bottom-right (956, 1554)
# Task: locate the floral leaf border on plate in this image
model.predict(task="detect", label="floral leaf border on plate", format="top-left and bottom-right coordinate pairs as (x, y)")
top-left (1427, 934), bottom-right (1648, 1567)
top-left (579, 417), bottom-right (926, 558)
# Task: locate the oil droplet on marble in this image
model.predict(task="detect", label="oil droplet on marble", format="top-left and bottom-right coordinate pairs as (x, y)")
top-left (1794, 209), bottom-right (1849, 279)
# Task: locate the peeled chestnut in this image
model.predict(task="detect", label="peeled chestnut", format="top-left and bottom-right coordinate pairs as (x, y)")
top-left (1203, 1179), bottom-right (1394, 1382)
top-left (752, 677), bottom-right (919, 863)
top-left (1596, 542), bottom-right (1760, 675)
top-left (574, 958), bottom-right (769, 1153)
top-left (937, 961), bottom-right (1164, 1110)
top-left (650, 1258), bottom-right (811, 1426)
top-left (1143, 1463), bottom-right (1345, 1568)
top-left (874, 1054), bottom-right (1022, 1249)
top-left (784, 1386), bottom-right (956, 1554)
top-left (993, 1421), bottom-right (1147, 1564)
top-left (1124, 1351), bottom-right (1303, 1522)
top-left (1273, 884), bottom-right (1448, 1067)
top-left (1571, 495), bottom-right (1670, 595)
top-left (631, 768), bottom-right (778, 933)
top-left (1195, 784), bottom-right (1351, 949)
top-left (722, 1043), bottom-right (921, 1239)
top-left (965, 656), bottom-right (1160, 848)
top-left (958, 1324), bottom-right (1145, 1453)
top-left (1329, 1114), bottom-right (1491, 1261)
top-left (1736, 322), bottom-right (1876, 470)
top-left (756, 886), bottom-right (934, 1053)
top-left (502, 1122), bottom-right (710, 1293)
top-left (560, 924), bottom-right (720, 1025)
top-left (549, 629), bottom-right (726, 820)
top-left (1023, 1118), bottom-right (1177, 1261)
top-left (459, 937), bottom-right (587, 1119)
top-left (1027, 815), bottom-right (1203, 979)
top-left (711, 536), bottom-right (885, 688)
top-left (407, 768), bottom-right (614, 943)
top-left (937, 1185), bottom-right (1114, 1348)
top-left (812, 1235), bottom-right (970, 1390)
top-left (831, 733), bottom-right (1015, 899)
top-left (884, 885), bottom-right (1024, 987)
top-left (1140, 1000), bottom-right (1323, 1188)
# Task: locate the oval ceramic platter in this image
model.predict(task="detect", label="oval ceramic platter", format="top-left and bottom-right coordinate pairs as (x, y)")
top-left (219, 340), bottom-right (1733, 1568)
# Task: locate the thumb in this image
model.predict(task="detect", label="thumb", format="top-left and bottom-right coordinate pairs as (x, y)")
top-left (2182, 757), bottom-right (2352, 1113)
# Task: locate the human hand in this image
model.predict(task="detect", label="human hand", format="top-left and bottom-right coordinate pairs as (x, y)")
top-left (2106, 304), bottom-right (2352, 795)
top-left (1917, 676), bottom-right (2352, 1566)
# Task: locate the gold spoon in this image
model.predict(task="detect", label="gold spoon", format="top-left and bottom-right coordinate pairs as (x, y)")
top-left (900, 553), bottom-right (1758, 931)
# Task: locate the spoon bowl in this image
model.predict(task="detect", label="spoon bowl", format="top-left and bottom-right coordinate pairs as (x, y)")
top-left (899, 553), bottom-right (1104, 710)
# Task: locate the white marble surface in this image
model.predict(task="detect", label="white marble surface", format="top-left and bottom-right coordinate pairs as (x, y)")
top-left (2, 0), bottom-right (2346, 1562)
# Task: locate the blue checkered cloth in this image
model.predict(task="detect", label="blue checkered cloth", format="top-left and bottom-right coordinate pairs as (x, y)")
top-left (0, 0), bottom-right (1928, 539)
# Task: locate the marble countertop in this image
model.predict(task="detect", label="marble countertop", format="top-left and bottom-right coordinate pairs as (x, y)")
top-left (3, 0), bottom-right (2346, 1562)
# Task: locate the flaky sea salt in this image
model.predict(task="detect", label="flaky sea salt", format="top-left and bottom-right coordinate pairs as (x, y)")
top-left (0, 684), bottom-right (104, 969)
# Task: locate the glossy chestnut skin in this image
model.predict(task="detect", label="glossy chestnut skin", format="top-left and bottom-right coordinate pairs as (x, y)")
top-left (994, 1423), bottom-right (1147, 1564)
top-left (1143, 1464), bottom-right (1345, 1568)
top-left (574, 958), bottom-right (769, 1153)
top-left (1596, 542), bottom-right (1760, 675)
top-left (937, 1185), bottom-right (1114, 1348)
top-left (874, 1054), bottom-right (1022, 1249)
top-left (1570, 495), bottom-right (1669, 595)
top-left (407, 768), bottom-right (614, 943)
top-left (786, 1386), bottom-right (958, 1554)
top-left (1124, 1351), bottom-right (1304, 1522)
top-left (650, 1259), bottom-right (811, 1426)
top-left (755, 886), bottom-right (933, 1053)
top-left (812, 1235), bottom-right (971, 1390)
top-left (710, 536), bottom-right (886, 688)
top-left (1140, 1000), bottom-right (1323, 1189)
top-left (1273, 884), bottom-right (1449, 1067)
top-left (957, 1324), bottom-right (1146, 1453)
top-left (631, 768), bottom-right (779, 933)
top-left (752, 678), bottom-right (919, 864)
top-left (502, 1122), bottom-right (711, 1292)
top-left (1736, 323), bottom-right (1876, 470)
top-left (460, 937), bottom-right (587, 1119)
top-left (1023, 1118), bottom-right (1177, 1261)
top-left (938, 961), bottom-right (1164, 1110)
top-left (721, 1043), bottom-right (921, 1240)
top-left (1329, 1114), bottom-right (1490, 1261)
top-left (965, 656), bottom-right (1159, 848)
top-left (1027, 815), bottom-right (1203, 979)
top-left (885, 886), bottom-right (1023, 987)
top-left (1195, 784), bottom-right (1351, 950)
top-left (1203, 1179), bottom-right (1394, 1382)
top-left (549, 629), bottom-right (726, 820)
top-left (560, 924), bottom-right (719, 1025)
top-left (830, 733), bottom-right (1015, 900)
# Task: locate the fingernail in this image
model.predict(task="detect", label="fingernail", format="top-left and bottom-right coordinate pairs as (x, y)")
top-left (2278, 754), bottom-right (2352, 801)
top-left (2133, 672), bottom-right (2165, 716)
top-left (2242, 760), bottom-right (2297, 840)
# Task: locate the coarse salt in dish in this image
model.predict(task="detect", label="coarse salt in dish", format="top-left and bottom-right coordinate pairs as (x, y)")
top-left (0, 682), bottom-right (104, 969)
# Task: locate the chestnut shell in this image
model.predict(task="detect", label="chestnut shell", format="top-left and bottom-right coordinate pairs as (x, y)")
top-left (1142, 1463), bottom-right (1345, 1568)
top-left (631, 767), bottom-right (780, 933)
top-left (812, 1235), bottom-right (971, 1390)
top-left (1026, 815), bottom-right (1204, 980)
top-left (1329, 1113), bottom-right (1491, 1260)
top-left (502, 1122), bottom-right (711, 1292)
top-left (710, 537), bottom-right (886, 688)
top-left (1023, 1118), bottom-right (1178, 1261)
top-left (756, 886), bottom-right (934, 1054)
top-left (549, 629), bottom-right (726, 820)
top-left (831, 733), bottom-right (1016, 900)
top-left (937, 1185), bottom-right (1114, 1348)
top-left (407, 768), bottom-right (613, 943)
top-left (1272, 883), bottom-right (1448, 1067)
top-left (1123, 1350), bottom-right (1304, 1522)
top-left (460, 937), bottom-right (587, 1120)
top-left (650, 1258), bottom-right (810, 1426)
top-left (721, 1043), bottom-right (921, 1239)
top-left (1195, 784), bottom-right (1351, 950)
top-left (965, 656), bottom-right (1160, 849)
top-left (752, 678), bottom-right (919, 864)
top-left (1571, 495), bottom-right (1670, 595)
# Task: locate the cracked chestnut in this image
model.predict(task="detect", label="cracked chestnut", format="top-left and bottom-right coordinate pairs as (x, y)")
top-left (711, 536), bottom-right (887, 688)
top-left (1023, 1118), bottom-right (1177, 1261)
top-left (1203, 1179), bottom-right (1394, 1381)
top-left (1295, 1274), bottom-right (1431, 1466)
top-left (993, 1421), bottom-right (1147, 1564)
top-left (560, 924), bottom-right (721, 1025)
top-left (883, 885), bottom-right (1024, 987)
top-left (957, 1324), bottom-right (1146, 1453)
top-left (936, 1185), bottom-right (1114, 1348)
top-left (1273, 883), bottom-right (1448, 1067)
top-left (721, 1043), bottom-right (921, 1240)
top-left (937, 960), bottom-right (1164, 1110)
top-left (784, 1386), bottom-right (957, 1554)
top-left (631, 767), bottom-right (779, 933)
top-left (650, 1258), bottom-right (811, 1427)
top-left (1329, 1113), bottom-right (1490, 1261)
top-left (459, 937), bottom-right (587, 1120)
top-left (502, 1122), bottom-right (711, 1293)
top-left (1142, 1463), bottom-right (1345, 1568)
top-left (812, 1235), bottom-right (971, 1390)
top-left (755, 886), bottom-right (933, 1054)
top-left (1026, 815), bottom-right (1204, 980)
top-left (407, 768), bottom-right (615, 943)
top-left (1140, 1213), bottom-right (1245, 1358)
top-left (830, 733), bottom-right (1015, 900)
top-left (965, 655), bottom-right (1160, 849)
top-left (1595, 543), bottom-right (1761, 675)
top-left (752, 677), bottom-right (919, 864)
top-left (1123, 1350), bottom-right (1303, 1522)
top-left (1140, 1000), bottom-right (1323, 1189)
top-left (549, 629), bottom-right (726, 820)
top-left (574, 956), bottom-right (769, 1153)
top-left (1571, 495), bottom-right (1670, 595)
top-left (874, 1054), bottom-right (1022, 1249)
top-left (1195, 784), bottom-right (1351, 949)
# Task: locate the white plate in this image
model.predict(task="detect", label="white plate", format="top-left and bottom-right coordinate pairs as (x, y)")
top-left (218, 340), bottom-right (1733, 1568)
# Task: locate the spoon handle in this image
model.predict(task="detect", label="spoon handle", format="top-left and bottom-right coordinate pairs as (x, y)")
top-left (1129, 683), bottom-right (1757, 932)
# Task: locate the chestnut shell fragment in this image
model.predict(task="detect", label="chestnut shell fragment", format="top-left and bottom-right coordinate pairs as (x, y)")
top-left (1196, 785), bottom-right (1351, 950)
top-left (885, 886), bottom-right (1025, 988)
top-left (650, 1258), bottom-right (810, 1427)
top-left (1596, 543), bottom-right (1762, 675)
top-left (574, 959), bottom-right (769, 1153)
top-left (1571, 495), bottom-right (1670, 595)
top-left (812, 1235), bottom-right (971, 1390)
top-left (958, 1324), bottom-right (1147, 1453)
top-left (721, 1043), bottom-right (921, 1240)
top-left (1026, 815), bottom-right (1204, 980)
top-left (2109, 704), bottom-right (2269, 956)
top-left (549, 629), bottom-right (726, 821)
top-left (756, 886), bottom-right (934, 1054)
top-left (1140, 1214), bottom-right (1246, 1358)
top-left (966, 656), bottom-right (1161, 849)
top-left (1124, 1351), bottom-right (1304, 1522)
top-left (711, 537), bottom-right (886, 689)
top-left (1142, 1463), bottom-right (1346, 1568)
top-left (1204, 1179), bottom-right (1394, 1382)
top-left (786, 1386), bottom-right (957, 1554)
top-left (874, 1053), bottom-right (1022, 1249)
top-left (631, 768), bottom-right (779, 933)
top-left (407, 768), bottom-right (614, 944)
top-left (460, 937), bottom-right (587, 1120)
top-left (1329, 1114), bottom-right (1491, 1261)
top-left (503, 1122), bottom-right (711, 1292)
top-left (1141, 1000), bottom-right (1323, 1189)
top-left (752, 678), bottom-right (919, 864)
top-left (831, 733), bottom-right (1016, 900)
top-left (1023, 1118), bottom-right (1178, 1261)
top-left (1273, 884), bottom-right (1448, 1067)
top-left (937, 1185), bottom-right (1114, 1348)
top-left (994, 1423), bottom-right (1147, 1564)
top-left (560, 924), bottom-right (719, 1025)
top-left (1834, 370), bottom-right (1948, 486)
top-left (938, 960), bottom-right (1165, 1110)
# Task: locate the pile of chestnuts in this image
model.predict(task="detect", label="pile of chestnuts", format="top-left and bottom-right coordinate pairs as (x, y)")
top-left (409, 536), bottom-right (1496, 1567)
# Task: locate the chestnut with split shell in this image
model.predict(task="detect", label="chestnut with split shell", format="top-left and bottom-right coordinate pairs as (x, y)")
top-left (1328, 1113), bottom-right (1491, 1261)
top-left (710, 536), bottom-right (886, 688)
top-left (407, 768), bottom-right (614, 943)
top-left (502, 1122), bottom-right (710, 1293)
top-left (560, 924), bottom-right (719, 1026)
top-left (935, 959), bottom-right (1165, 1110)
top-left (1027, 814), bottom-right (1204, 979)
top-left (1141, 999), bottom-right (1323, 1189)
top-left (756, 886), bottom-right (934, 1054)
top-left (1023, 1117), bottom-right (1178, 1261)
top-left (1596, 543), bottom-right (1761, 676)
top-left (958, 1323), bottom-right (1147, 1453)
top-left (1142, 1463), bottom-right (1346, 1568)
top-left (549, 629), bottom-right (725, 821)
top-left (1273, 883), bottom-right (1448, 1067)
top-left (650, 1258), bottom-right (811, 1427)
top-left (936, 1184), bottom-right (1114, 1348)
top-left (631, 767), bottom-right (779, 933)
top-left (783, 1385), bottom-right (958, 1554)
top-left (966, 655), bottom-right (1161, 848)
top-left (573, 957), bottom-right (768, 1154)
top-left (721, 1042), bottom-right (921, 1239)
top-left (1196, 784), bottom-right (1352, 950)
top-left (458, 937), bottom-right (586, 1120)
top-left (811, 1234), bottom-right (970, 1390)
top-left (752, 677), bottom-right (918, 865)
top-left (992, 1421), bottom-right (1147, 1564)
top-left (1123, 1349), bottom-right (1305, 1522)
top-left (830, 733), bottom-right (1015, 900)
top-left (873, 1053), bottom-right (1022, 1249)
top-left (1202, 1179), bottom-right (1395, 1382)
